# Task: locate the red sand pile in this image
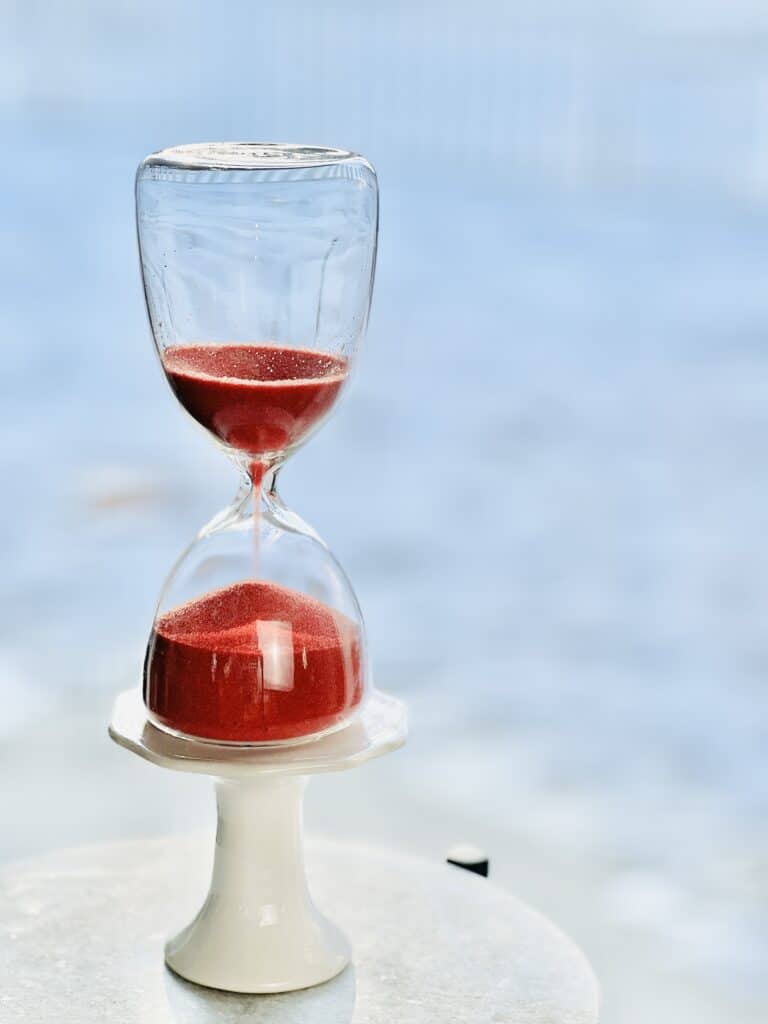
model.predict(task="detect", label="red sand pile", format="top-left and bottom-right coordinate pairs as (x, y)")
top-left (144, 580), bottom-right (363, 742)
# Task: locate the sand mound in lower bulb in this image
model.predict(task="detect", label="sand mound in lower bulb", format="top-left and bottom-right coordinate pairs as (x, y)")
top-left (144, 581), bottom-right (363, 743)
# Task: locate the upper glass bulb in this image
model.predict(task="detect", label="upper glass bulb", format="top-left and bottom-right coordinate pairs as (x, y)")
top-left (136, 143), bottom-right (379, 745)
top-left (137, 142), bottom-right (377, 468)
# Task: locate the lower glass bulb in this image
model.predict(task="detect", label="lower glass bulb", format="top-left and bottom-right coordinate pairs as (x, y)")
top-left (143, 475), bottom-right (369, 745)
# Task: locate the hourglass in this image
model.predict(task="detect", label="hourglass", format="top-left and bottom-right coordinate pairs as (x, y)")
top-left (138, 142), bottom-right (382, 745)
top-left (109, 143), bottom-right (407, 993)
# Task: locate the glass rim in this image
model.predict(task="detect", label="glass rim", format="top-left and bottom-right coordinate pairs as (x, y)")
top-left (141, 142), bottom-right (362, 172)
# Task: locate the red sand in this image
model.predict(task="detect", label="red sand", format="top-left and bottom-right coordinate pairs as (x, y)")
top-left (144, 580), bottom-right (363, 742)
top-left (162, 343), bottom-right (347, 457)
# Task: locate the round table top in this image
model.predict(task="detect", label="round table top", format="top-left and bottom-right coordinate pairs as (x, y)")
top-left (0, 836), bottom-right (599, 1024)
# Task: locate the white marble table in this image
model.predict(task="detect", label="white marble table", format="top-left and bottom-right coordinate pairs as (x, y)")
top-left (0, 836), bottom-right (600, 1023)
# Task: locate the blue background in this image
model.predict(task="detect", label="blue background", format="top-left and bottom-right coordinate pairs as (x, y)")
top-left (2, 2), bottom-right (767, 1021)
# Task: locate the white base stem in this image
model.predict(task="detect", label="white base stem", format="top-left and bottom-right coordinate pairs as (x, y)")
top-left (165, 775), bottom-right (349, 993)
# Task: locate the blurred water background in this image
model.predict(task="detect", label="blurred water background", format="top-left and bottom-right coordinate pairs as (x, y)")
top-left (2, 1), bottom-right (768, 1022)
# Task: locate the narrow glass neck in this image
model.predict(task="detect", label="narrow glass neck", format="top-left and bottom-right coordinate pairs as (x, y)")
top-left (213, 458), bottom-right (319, 542)
top-left (233, 461), bottom-right (280, 508)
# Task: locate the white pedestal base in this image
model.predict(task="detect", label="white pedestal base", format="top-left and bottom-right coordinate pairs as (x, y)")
top-left (108, 688), bottom-right (407, 994)
top-left (166, 777), bottom-right (348, 993)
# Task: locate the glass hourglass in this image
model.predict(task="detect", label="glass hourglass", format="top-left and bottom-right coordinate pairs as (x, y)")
top-left (136, 143), bottom-right (379, 745)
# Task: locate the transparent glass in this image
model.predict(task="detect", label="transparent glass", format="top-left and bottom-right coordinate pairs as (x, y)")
top-left (136, 143), bottom-right (379, 745)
